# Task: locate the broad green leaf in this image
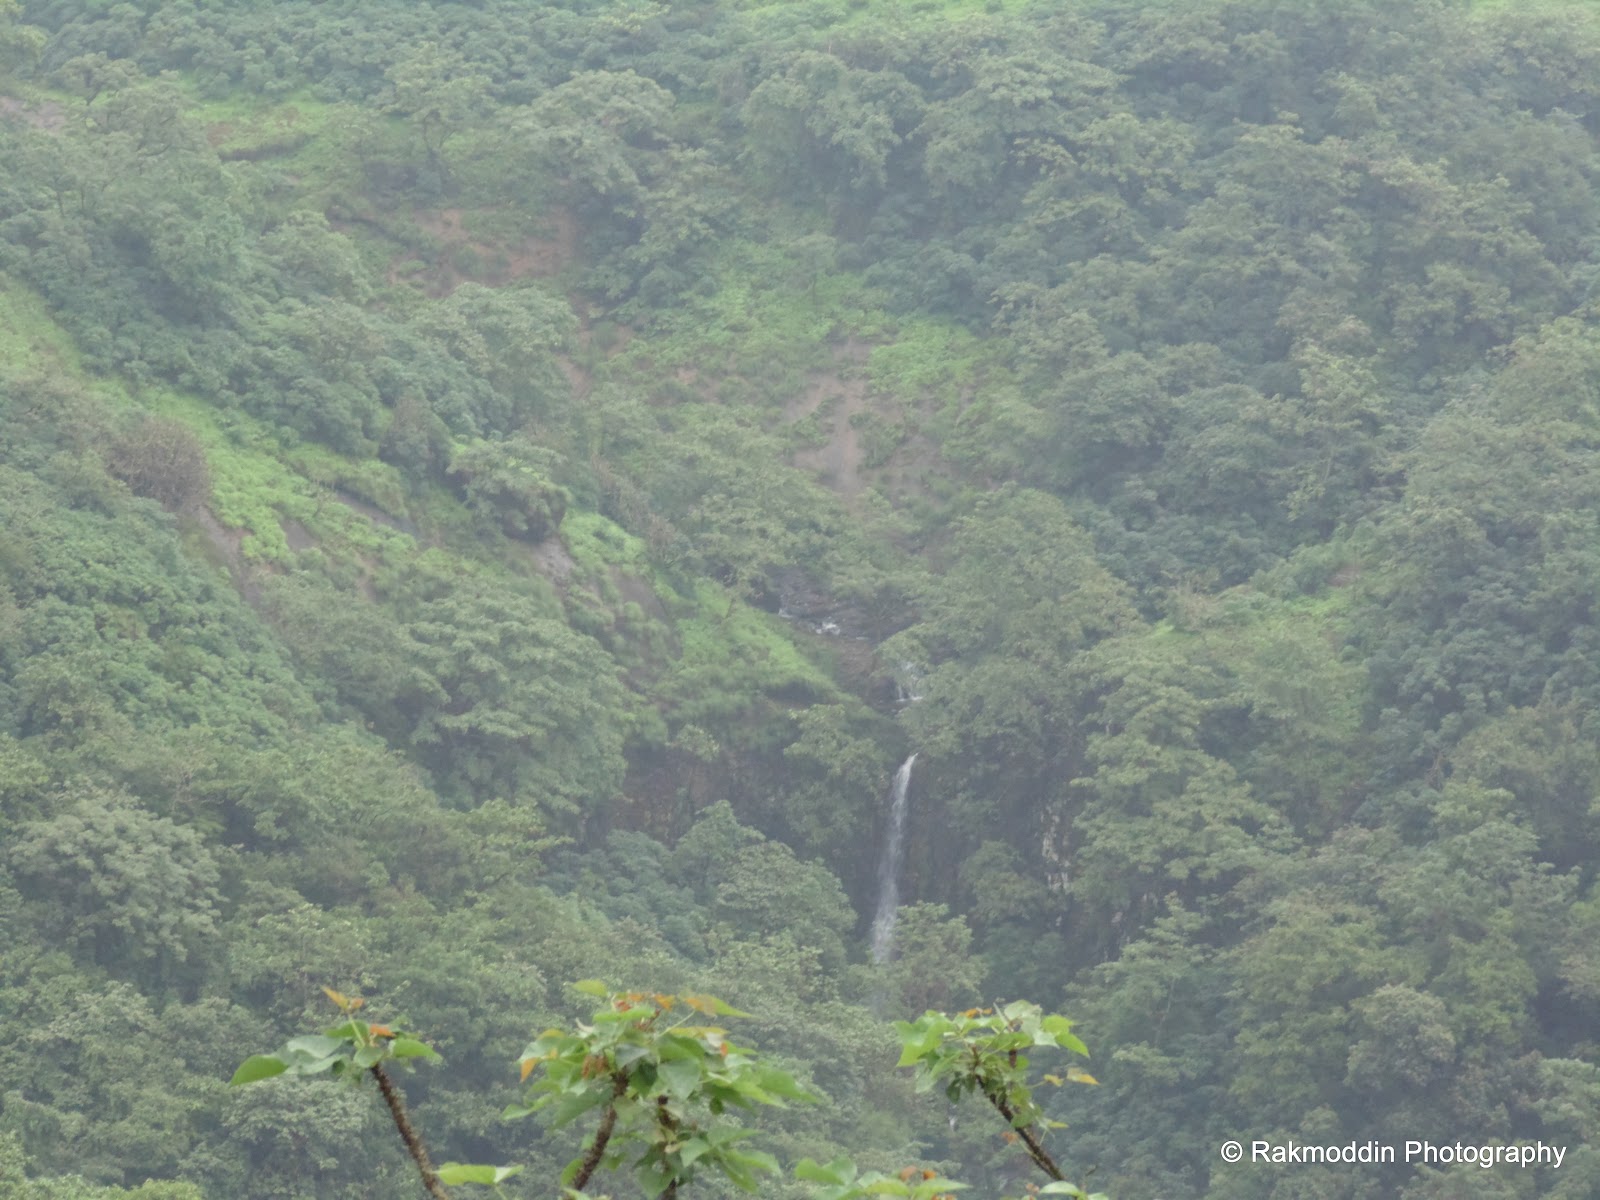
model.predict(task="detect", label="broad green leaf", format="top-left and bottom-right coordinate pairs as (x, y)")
top-left (573, 979), bottom-right (610, 997)
top-left (704, 1126), bottom-right (758, 1148)
top-left (636, 1155), bottom-right (676, 1198)
top-left (657, 1035), bottom-right (706, 1062)
top-left (439, 1163), bottom-right (525, 1185)
top-left (682, 993), bottom-right (750, 1017)
top-left (862, 1181), bottom-right (911, 1196)
top-left (729, 1078), bottom-right (777, 1106)
top-left (285, 1034), bottom-right (347, 1058)
top-left (795, 1158), bottom-right (851, 1185)
top-left (550, 1087), bottom-right (613, 1126)
top-left (229, 1055), bottom-right (288, 1086)
top-left (285, 1054), bottom-right (344, 1076)
top-left (677, 1136), bottom-right (712, 1168)
top-left (755, 1066), bottom-right (815, 1102)
top-left (895, 1030), bottom-right (940, 1067)
top-left (613, 1042), bottom-right (651, 1068)
top-left (390, 1037), bottom-right (441, 1060)
top-left (659, 1057), bottom-right (702, 1100)
top-left (722, 1147), bottom-right (778, 1173)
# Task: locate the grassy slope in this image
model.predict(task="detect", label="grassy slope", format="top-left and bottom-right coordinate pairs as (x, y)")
top-left (0, 81), bottom-right (853, 753)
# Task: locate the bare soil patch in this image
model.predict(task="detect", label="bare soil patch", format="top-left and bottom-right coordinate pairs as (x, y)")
top-left (0, 96), bottom-right (66, 134)
top-left (789, 339), bottom-right (872, 497)
top-left (191, 507), bottom-right (264, 605)
top-left (280, 518), bottom-right (316, 552)
top-left (395, 207), bottom-right (579, 297)
top-left (527, 535), bottom-right (577, 583)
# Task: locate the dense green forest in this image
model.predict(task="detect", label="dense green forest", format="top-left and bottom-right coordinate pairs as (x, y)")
top-left (6, 0), bottom-right (1600, 1195)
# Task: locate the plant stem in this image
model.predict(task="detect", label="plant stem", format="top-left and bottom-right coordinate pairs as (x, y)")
top-left (572, 1072), bottom-right (630, 1190)
top-left (987, 1088), bottom-right (1064, 1181)
top-left (370, 1063), bottom-right (453, 1200)
top-left (658, 1094), bottom-right (684, 1199)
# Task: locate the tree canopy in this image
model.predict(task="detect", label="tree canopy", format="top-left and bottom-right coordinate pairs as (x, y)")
top-left (5, 0), bottom-right (1600, 1197)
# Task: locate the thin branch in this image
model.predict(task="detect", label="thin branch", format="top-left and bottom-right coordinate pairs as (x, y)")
top-left (370, 1063), bottom-right (453, 1200)
top-left (657, 1095), bottom-right (684, 1199)
top-left (572, 1072), bottom-right (631, 1190)
top-left (987, 1087), bottom-right (1064, 1182)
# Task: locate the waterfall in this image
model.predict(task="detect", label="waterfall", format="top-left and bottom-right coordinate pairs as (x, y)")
top-left (894, 661), bottom-right (925, 705)
top-left (870, 754), bottom-right (917, 964)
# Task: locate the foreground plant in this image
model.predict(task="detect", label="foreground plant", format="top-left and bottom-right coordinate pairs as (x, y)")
top-left (892, 1002), bottom-right (1104, 1199)
top-left (229, 987), bottom-right (467, 1199)
top-left (230, 986), bottom-right (1102, 1199)
top-left (508, 980), bottom-right (813, 1196)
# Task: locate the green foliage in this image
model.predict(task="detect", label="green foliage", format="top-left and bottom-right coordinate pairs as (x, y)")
top-left (7, 788), bottom-right (220, 984)
top-left (875, 903), bottom-right (983, 1016)
top-left (793, 1156), bottom-right (966, 1200)
top-left (890, 1003), bottom-right (1104, 1199)
top-left (446, 437), bottom-right (571, 542)
top-left (510, 985), bottom-right (806, 1196)
top-left (0, 1132), bottom-right (204, 1199)
top-left (895, 1004), bottom-right (1093, 1123)
top-left (11, 0), bottom-right (1600, 1196)
top-left (228, 984), bottom-right (1103, 1199)
top-left (231, 988), bottom-right (443, 1085)
top-left (402, 586), bottom-right (629, 816)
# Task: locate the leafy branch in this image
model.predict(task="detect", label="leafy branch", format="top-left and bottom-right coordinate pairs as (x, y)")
top-left (892, 1002), bottom-right (1104, 1199)
top-left (229, 987), bottom-right (1103, 1200)
top-left (508, 980), bottom-right (812, 1198)
top-left (229, 987), bottom-right (521, 1197)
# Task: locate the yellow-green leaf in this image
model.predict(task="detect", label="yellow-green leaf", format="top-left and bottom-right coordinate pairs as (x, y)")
top-left (229, 1055), bottom-right (288, 1086)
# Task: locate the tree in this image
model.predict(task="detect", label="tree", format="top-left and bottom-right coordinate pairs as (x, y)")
top-left (0, 1131), bottom-right (202, 1198)
top-left (402, 587), bottom-right (629, 816)
top-left (1063, 633), bottom-right (1293, 955)
top-left (7, 788), bottom-right (220, 987)
top-left (504, 69), bottom-right (675, 213)
top-left (880, 487), bottom-right (1135, 916)
top-left (445, 437), bottom-right (571, 542)
top-left (875, 903), bottom-right (983, 1016)
top-left (420, 284), bottom-right (575, 433)
top-left (103, 416), bottom-right (211, 512)
top-left (740, 51), bottom-right (923, 199)
top-left (0, 0), bottom-right (44, 82)
top-left (385, 44), bottom-right (491, 189)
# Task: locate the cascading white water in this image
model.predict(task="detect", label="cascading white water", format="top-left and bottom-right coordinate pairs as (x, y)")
top-left (894, 661), bottom-right (925, 705)
top-left (869, 753), bottom-right (917, 964)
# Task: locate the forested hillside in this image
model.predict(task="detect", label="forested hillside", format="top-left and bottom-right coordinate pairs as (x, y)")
top-left (5, 0), bottom-right (1600, 1196)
